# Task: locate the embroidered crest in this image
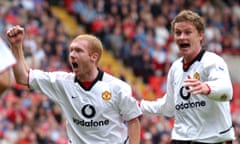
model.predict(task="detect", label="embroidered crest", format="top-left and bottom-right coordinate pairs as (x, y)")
top-left (193, 72), bottom-right (200, 80)
top-left (102, 91), bottom-right (111, 101)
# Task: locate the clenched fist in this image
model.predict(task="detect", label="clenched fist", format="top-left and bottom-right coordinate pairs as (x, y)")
top-left (6, 25), bottom-right (25, 47)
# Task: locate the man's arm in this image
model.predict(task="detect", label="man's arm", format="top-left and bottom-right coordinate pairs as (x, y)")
top-left (140, 93), bottom-right (175, 117)
top-left (6, 25), bottom-right (29, 86)
top-left (128, 117), bottom-right (140, 144)
top-left (0, 69), bottom-right (13, 95)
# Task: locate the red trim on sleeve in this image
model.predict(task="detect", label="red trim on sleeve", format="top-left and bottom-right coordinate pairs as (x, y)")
top-left (206, 84), bottom-right (211, 95)
top-left (225, 140), bottom-right (232, 144)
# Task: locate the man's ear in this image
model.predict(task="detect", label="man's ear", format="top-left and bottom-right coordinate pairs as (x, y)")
top-left (199, 32), bottom-right (204, 44)
top-left (91, 52), bottom-right (99, 62)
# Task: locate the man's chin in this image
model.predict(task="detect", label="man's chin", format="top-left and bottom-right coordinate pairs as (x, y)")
top-left (72, 69), bottom-right (79, 73)
top-left (180, 48), bottom-right (191, 54)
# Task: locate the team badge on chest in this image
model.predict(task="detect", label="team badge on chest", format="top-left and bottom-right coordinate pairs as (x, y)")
top-left (102, 91), bottom-right (111, 101)
top-left (193, 72), bottom-right (200, 80)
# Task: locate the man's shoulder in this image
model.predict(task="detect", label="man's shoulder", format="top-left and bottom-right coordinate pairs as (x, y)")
top-left (203, 51), bottom-right (225, 63)
top-left (102, 72), bottom-right (130, 87)
top-left (31, 69), bottom-right (75, 80)
top-left (204, 50), bottom-right (223, 57)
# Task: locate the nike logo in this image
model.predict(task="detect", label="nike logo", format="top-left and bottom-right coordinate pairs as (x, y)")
top-left (71, 96), bottom-right (78, 99)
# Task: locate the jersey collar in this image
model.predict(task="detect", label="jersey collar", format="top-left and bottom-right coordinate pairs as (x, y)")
top-left (182, 49), bottom-right (205, 72)
top-left (74, 68), bottom-right (104, 91)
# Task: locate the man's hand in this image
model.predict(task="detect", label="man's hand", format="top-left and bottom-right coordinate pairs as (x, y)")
top-left (183, 75), bottom-right (211, 95)
top-left (6, 25), bottom-right (25, 47)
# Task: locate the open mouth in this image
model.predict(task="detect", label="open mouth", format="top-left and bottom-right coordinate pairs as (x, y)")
top-left (72, 62), bottom-right (78, 68)
top-left (179, 43), bottom-right (190, 49)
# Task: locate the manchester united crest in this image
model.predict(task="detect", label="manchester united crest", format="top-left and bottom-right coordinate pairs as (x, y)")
top-left (102, 91), bottom-right (111, 101)
top-left (193, 72), bottom-right (200, 80)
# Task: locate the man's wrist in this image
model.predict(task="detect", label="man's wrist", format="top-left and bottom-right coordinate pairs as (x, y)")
top-left (205, 83), bottom-right (211, 95)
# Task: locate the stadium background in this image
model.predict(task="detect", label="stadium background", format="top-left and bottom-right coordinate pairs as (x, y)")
top-left (0, 0), bottom-right (240, 143)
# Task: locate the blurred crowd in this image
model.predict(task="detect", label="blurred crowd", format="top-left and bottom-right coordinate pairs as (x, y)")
top-left (0, 0), bottom-right (240, 144)
top-left (67, 0), bottom-right (240, 84)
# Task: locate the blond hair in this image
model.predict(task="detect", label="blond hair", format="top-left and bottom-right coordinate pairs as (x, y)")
top-left (171, 10), bottom-right (205, 33)
top-left (73, 34), bottom-right (103, 62)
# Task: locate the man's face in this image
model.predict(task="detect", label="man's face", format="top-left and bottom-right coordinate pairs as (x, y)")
top-left (173, 21), bottom-right (203, 62)
top-left (68, 39), bottom-right (92, 75)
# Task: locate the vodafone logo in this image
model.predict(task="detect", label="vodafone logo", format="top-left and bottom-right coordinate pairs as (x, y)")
top-left (176, 86), bottom-right (206, 111)
top-left (72, 104), bottom-right (110, 127)
top-left (81, 104), bottom-right (96, 118)
top-left (175, 100), bottom-right (206, 110)
top-left (180, 86), bottom-right (190, 100)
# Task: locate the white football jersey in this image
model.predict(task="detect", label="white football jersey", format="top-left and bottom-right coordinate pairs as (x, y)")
top-left (141, 50), bottom-right (235, 142)
top-left (0, 38), bottom-right (16, 73)
top-left (29, 69), bottom-right (142, 144)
